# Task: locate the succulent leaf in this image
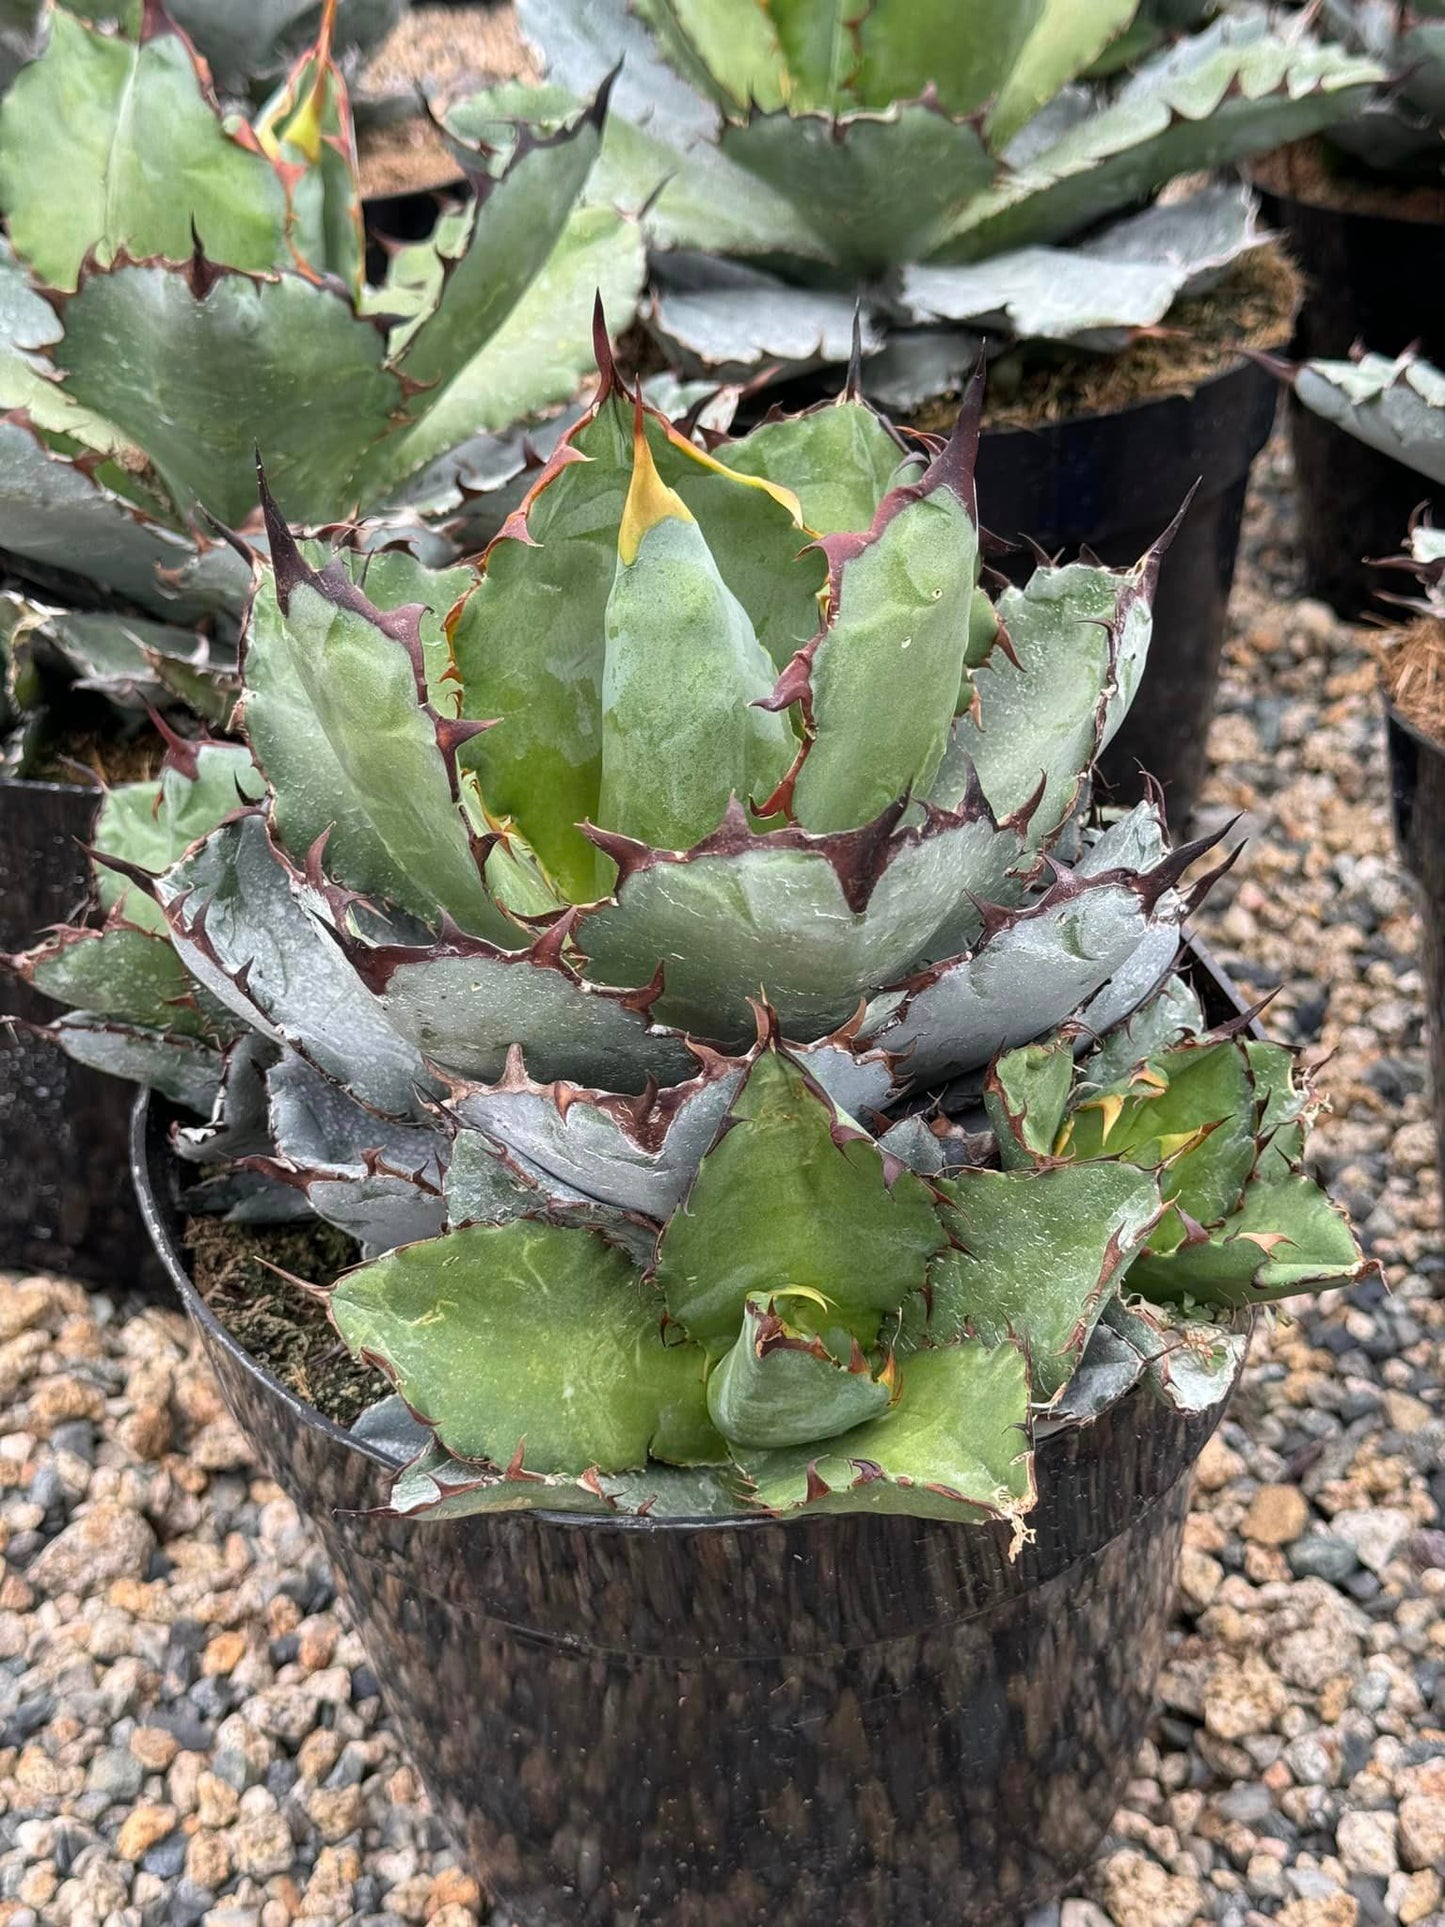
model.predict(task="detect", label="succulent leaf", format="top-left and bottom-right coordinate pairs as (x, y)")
top-left (329, 1217), bottom-right (724, 1474)
top-left (652, 1043), bottom-right (946, 1345)
top-left (0, 7), bottom-right (288, 292)
top-left (927, 1161), bottom-right (1162, 1402)
top-left (781, 402), bottom-right (982, 834)
top-left (44, 1010), bottom-right (224, 1112)
top-left (14, 918), bottom-right (231, 1041)
top-left (152, 812), bottom-right (434, 1117)
top-left (1126, 1176), bottom-right (1373, 1307)
top-left (734, 1340), bottom-right (1034, 1523)
top-left (93, 742), bottom-right (266, 933)
top-left (1293, 351), bottom-right (1445, 486)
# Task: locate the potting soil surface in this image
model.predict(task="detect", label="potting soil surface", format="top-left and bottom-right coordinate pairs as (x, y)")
top-left (355, 4), bottom-right (539, 200)
top-left (1386, 618), bottom-right (1445, 746)
top-left (0, 433), bottom-right (1441, 1926)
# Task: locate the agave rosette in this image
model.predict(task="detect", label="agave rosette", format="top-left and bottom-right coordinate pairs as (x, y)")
top-left (13, 341), bottom-right (1369, 1522)
top-left (464, 0), bottom-right (1384, 399)
top-left (1312, 1), bottom-right (1445, 176)
top-left (0, 0), bottom-right (641, 765)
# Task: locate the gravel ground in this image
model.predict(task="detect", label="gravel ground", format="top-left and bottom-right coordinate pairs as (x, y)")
top-left (0, 432), bottom-right (1440, 1927)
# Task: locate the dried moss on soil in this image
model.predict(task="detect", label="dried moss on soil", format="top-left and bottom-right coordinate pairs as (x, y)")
top-left (1255, 136), bottom-right (1445, 224)
top-left (356, 4), bottom-right (538, 199)
top-left (1384, 615), bottom-right (1445, 744)
top-left (908, 244), bottom-right (1300, 437)
top-left (186, 1214), bottom-right (387, 1427)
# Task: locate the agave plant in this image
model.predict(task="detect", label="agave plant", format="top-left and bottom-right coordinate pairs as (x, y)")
top-left (1289, 347), bottom-right (1445, 483)
top-left (0, 0), bottom-right (640, 765)
top-left (13, 344), bottom-right (1368, 1522)
top-left (460, 0), bottom-right (1382, 400)
top-left (0, 0), bottom-right (404, 98)
top-left (1311, 2), bottom-right (1445, 177)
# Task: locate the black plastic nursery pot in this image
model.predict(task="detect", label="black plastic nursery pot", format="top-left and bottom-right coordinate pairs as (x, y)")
top-left (1386, 701), bottom-right (1445, 1179)
top-left (976, 356), bottom-right (1279, 833)
top-left (131, 946), bottom-right (1253, 1927)
top-left (1254, 172), bottom-right (1445, 619)
top-left (0, 774), bottom-right (164, 1289)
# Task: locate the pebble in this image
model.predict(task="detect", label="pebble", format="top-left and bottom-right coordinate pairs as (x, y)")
top-left (1244, 1483), bottom-right (1311, 1545)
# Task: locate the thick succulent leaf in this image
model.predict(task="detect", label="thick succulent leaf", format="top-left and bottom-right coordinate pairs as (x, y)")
top-left (984, 1036), bottom-right (1075, 1170)
top-left (1082, 971), bottom-right (1205, 1087)
top-left (648, 254), bottom-right (881, 379)
top-left (153, 813), bottom-right (433, 1118)
top-left (706, 1294), bottom-right (893, 1450)
top-left (860, 847), bottom-right (1190, 1087)
top-left (1064, 1037), bottom-right (1259, 1245)
top-left (1294, 352), bottom-right (1445, 486)
top-left (596, 441), bottom-right (793, 860)
top-left (0, 8), bottom-right (288, 291)
top-left (392, 101), bottom-right (604, 395)
top-left (850, 0), bottom-right (1040, 117)
top-left (517, 0), bottom-right (719, 147)
top-left (935, 15), bottom-right (1382, 262)
top-left (2, 595), bottom-right (237, 723)
top-left (782, 415), bottom-right (982, 834)
top-left (0, 417), bottom-right (248, 625)
top-left (15, 920), bottom-right (226, 1041)
top-left (1042, 1319), bottom-right (1145, 1427)
top-left (329, 1218), bottom-right (723, 1474)
top-left (267, 1050), bottom-right (445, 1183)
top-left (735, 1341), bottom-right (1034, 1524)
top-left (1103, 1295), bottom-right (1246, 1414)
top-left (254, 18), bottom-right (365, 295)
top-left (45, 1011), bottom-right (224, 1112)
top-left (94, 742), bottom-right (266, 934)
top-left (927, 1162), bottom-right (1162, 1402)
top-left (379, 1432), bottom-right (751, 1521)
top-left (935, 557), bottom-right (1156, 842)
top-left (902, 181), bottom-right (1265, 348)
top-left (440, 1029), bottom-right (900, 1218)
top-left (0, 240), bottom-right (137, 453)
top-left (1248, 1041), bottom-right (1312, 1182)
top-left (719, 103), bottom-right (995, 276)
top-left (986, 0), bottom-right (1143, 147)
top-left (348, 925), bottom-right (696, 1093)
top-left (244, 522), bottom-right (506, 939)
top-left (636, 0), bottom-right (788, 111)
top-left (575, 801), bottom-right (1028, 1046)
top-left (1127, 1176), bottom-right (1372, 1308)
top-left (370, 206), bottom-right (645, 500)
top-left (720, 396), bottom-right (910, 537)
top-left (1075, 922), bottom-right (1183, 1044)
top-left (169, 0), bottom-right (404, 98)
top-left (173, 1031), bottom-right (276, 1163)
top-left (652, 1045), bottom-right (946, 1346)
top-left (442, 1127), bottom-right (659, 1263)
top-left (447, 387), bottom-right (820, 900)
top-left (54, 264), bottom-right (402, 528)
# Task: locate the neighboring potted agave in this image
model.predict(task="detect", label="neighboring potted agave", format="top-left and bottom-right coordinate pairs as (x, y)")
top-left (1285, 349), bottom-right (1445, 1175)
top-left (20, 339), bottom-right (1369, 1921)
top-left (0, 0), bottom-right (641, 1278)
top-left (475, 0), bottom-right (1383, 821)
top-left (1254, 0), bottom-right (1445, 612)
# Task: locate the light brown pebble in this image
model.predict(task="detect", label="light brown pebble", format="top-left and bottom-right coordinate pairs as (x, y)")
top-left (1398, 1793), bottom-right (1445, 1871)
top-left (1195, 1436), bottom-right (1245, 1493)
top-left (116, 1803), bottom-right (178, 1863)
top-left (130, 1725), bottom-right (180, 1771)
top-left (308, 1784), bottom-right (364, 1844)
top-left (426, 1868), bottom-right (482, 1915)
top-left (203, 1629), bottom-right (248, 1676)
top-left (1243, 1484), bottom-right (1310, 1545)
top-left (426, 1908), bottom-right (478, 1927)
top-left (1275, 1898), bottom-right (1358, 1927)
top-left (26, 1501), bottom-right (156, 1595)
top-left (231, 1813), bottom-right (297, 1878)
top-left (1389, 1869), bottom-right (1442, 1924)
top-left (197, 1770), bottom-right (241, 1829)
top-left (1096, 1849), bottom-right (1207, 1927)
top-left (185, 1829), bottom-right (232, 1889)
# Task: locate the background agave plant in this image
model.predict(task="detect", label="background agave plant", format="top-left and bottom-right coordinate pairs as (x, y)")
top-left (0, 0), bottom-right (404, 97)
top-left (463, 0), bottom-right (1383, 401)
top-left (12, 341), bottom-right (1368, 1521)
top-left (0, 0), bottom-right (641, 768)
top-left (1310, 1), bottom-right (1445, 178)
top-left (1289, 348), bottom-right (1445, 483)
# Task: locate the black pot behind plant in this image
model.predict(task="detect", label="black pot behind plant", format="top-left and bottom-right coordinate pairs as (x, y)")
top-left (1386, 702), bottom-right (1445, 1179)
top-left (1255, 168), bottom-right (1445, 618)
top-left (0, 776), bottom-right (164, 1289)
top-left (977, 358), bottom-right (1279, 832)
top-left (130, 947), bottom-right (1253, 1927)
